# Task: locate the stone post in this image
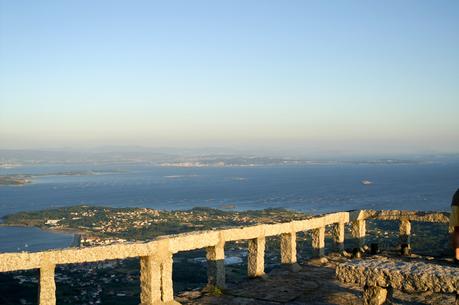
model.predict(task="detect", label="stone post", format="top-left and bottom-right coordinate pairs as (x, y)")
top-left (248, 236), bottom-right (265, 278)
top-left (206, 240), bottom-right (225, 288)
top-left (399, 219), bottom-right (411, 256)
top-left (351, 219), bottom-right (366, 249)
top-left (160, 253), bottom-right (175, 304)
top-left (140, 255), bottom-right (162, 305)
top-left (332, 222), bottom-right (345, 252)
top-left (39, 264), bottom-right (56, 305)
top-left (311, 227), bottom-right (325, 257)
top-left (280, 232), bottom-right (297, 264)
top-left (140, 253), bottom-right (179, 305)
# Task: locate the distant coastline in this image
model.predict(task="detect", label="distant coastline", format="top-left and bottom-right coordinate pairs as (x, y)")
top-left (0, 175), bottom-right (31, 186)
top-left (0, 222), bottom-right (84, 236)
top-left (0, 170), bottom-right (124, 186)
top-left (2, 147), bottom-right (455, 170)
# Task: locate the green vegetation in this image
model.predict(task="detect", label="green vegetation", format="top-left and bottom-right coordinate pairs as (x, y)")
top-left (2, 205), bottom-right (310, 241)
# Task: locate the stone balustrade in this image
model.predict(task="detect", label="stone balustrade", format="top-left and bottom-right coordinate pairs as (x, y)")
top-left (0, 209), bottom-right (450, 305)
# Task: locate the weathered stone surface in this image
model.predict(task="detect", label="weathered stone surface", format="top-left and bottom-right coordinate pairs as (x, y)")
top-left (351, 219), bottom-right (366, 239)
top-left (399, 219), bottom-right (411, 236)
top-left (160, 253), bottom-right (175, 303)
top-left (336, 257), bottom-right (459, 294)
top-left (248, 237), bottom-right (265, 278)
top-left (0, 241), bottom-right (162, 272)
top-left (168, 230), bottom-right (220, 253)
top-left (39, 263), bottom-right (56, 305)
top-left (175, 290), bottom-right (202, 304)
top-left (222, 265), bottom-right (323, 303)
top-left (351, 219), bottom-right (366, 250)
top-left (311, 227), bottom-right (325, 257)
top-left (140, 255), bottom-right (162, 304)
top-left (309, 257), bottom-right (329, 265)
top-left (363, 285), bottom-right (387, 305)
top-left (364, 210), bottom-right (450, 223)
top-left (182, 255), bottom-right (457, 305)
top-left (288, 262), bottom-right (302, 272)
top-left (399, 219), bottom-right (411, 243)
top-left (332, 222), bottom-right (345, 251)
top-left (280, 232), bottom-right (296, 264)
top-left (206, 236), bottom-right (225, 288)
top-left (140, 252), bottom-right (181, 305)
top-left (399, 219), bottom-right (412, 256)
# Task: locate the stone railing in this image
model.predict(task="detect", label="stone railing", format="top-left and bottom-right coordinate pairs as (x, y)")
top-left (0, 209), bottom-right (450, 305)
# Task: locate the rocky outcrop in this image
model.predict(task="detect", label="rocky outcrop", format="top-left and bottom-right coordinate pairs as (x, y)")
top-left (180, 255), bottom-right (458, 305)
top-left (336, 257), bottom-right (459, 304)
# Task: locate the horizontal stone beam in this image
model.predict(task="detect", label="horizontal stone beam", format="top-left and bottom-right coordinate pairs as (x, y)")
top-left (362, 210), bottom-right (450, 223)
top-left (166, 230), bottom-right (220, 253)
top-left (349, 210), bottom-right (369, 222)
top-left (0, 241), bottom-right (161, 272)
top-left (221, 225), bottom-right (265, 242)
top-left (292, 212), bottom-right (349, 232)
top-left (218, 213), bottom-right (348, 242)
top-left (0, 210), bottom-right (449, 273)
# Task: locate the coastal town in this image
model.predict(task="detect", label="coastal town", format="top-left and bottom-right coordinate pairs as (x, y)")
top-left (0, 206), bottom-right (452, 305)
top-left (2, 206), bottom-right (311, 244)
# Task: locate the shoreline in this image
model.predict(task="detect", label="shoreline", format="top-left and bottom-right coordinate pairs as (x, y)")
top-left (0, 223), bottom-right (85, 236)
top-left (0, 225), bottom-right (78, 253)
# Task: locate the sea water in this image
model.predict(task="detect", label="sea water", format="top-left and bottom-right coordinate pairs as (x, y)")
top-left (1, 162), bottom-right (458, 252)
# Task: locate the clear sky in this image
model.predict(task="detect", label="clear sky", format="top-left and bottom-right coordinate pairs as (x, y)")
top-left (1, 1), bottom-right (458, 155)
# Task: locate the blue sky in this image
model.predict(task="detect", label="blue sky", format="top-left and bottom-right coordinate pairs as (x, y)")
top-left (0, 1), bottom-right (458, 155)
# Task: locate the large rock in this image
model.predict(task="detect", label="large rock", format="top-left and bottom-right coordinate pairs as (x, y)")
top-left (362, 285), bottom-right (388, 305)
top-left (336, 256), bottom-right (459, 294)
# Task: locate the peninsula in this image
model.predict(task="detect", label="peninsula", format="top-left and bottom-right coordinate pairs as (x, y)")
top-left (0, 175), bottom-right (31, 186)
top-left (2, 206), bottom-right (310, 244)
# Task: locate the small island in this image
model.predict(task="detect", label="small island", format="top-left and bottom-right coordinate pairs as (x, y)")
top-left (0, 175), bottom-right (31, 186)
top-left (0, 170), bottom-right (123, 186)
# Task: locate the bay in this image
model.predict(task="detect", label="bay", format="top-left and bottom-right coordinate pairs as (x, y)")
top-left (1, 162), bottom-right (458, 253)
